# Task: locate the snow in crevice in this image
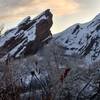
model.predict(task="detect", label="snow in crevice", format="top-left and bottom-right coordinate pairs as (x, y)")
top-left (0, 28), bottom-right (18, 47)
top-left (15, 46), bottom-right (26, 58)
top-left (23, 15), bottom-right (47, 42)
top-left (36, 15), bottom-right (47, 23)
top-left (18, 16), bottom-right (30, 26)
top-left (24, 26), bottom-right (36, 42)
top-left (9, 40), bottom-right (26, 56)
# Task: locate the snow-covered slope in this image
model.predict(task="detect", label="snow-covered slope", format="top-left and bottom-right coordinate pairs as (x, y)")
top-left (0, 9), bottom-right (53, 60)
top-left (55, 14), bottom-right (100, 63)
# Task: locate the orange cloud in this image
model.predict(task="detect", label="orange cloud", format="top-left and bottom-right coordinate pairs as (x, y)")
top-left (0, 0), bottom-right (79, 20)
top-left (38, 0), bottom-right (79, 16)
top-left (20, 0), bottom-right (79, 16)
top-left (0, 0), bottom-right (79, 32)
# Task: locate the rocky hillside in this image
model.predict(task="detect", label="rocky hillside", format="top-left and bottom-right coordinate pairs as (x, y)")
top-left (0, 9), bottom-right (53, 60)
top-left (55, 14), bottom-right (100, 63)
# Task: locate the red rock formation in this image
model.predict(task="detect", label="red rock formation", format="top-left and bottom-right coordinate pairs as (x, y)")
top-left (0, 9), bottom-right (53, 60)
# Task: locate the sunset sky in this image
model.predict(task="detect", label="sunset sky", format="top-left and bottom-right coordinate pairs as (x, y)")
top-left (0, 0), bottom-right (100, 33)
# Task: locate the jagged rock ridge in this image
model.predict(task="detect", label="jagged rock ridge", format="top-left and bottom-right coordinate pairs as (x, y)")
top-left (55, 14), bottom-right (100, 63)
top-left (0, 9), bottom-right (53, 60)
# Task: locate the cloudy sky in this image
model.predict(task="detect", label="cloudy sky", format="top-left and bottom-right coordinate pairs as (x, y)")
top-left (0, 0), bottom-right (100, 33)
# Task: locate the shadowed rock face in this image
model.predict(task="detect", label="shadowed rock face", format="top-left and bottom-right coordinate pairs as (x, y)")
top-left (0, 9), bottom-right (53, 60)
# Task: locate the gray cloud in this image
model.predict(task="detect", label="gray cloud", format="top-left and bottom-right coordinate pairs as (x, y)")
top-left (0, 0), bottom-right (79, 18)
top-left (76, 0), bottom-right (100, 11)
top-left (0, 0), bottom-right (30, 8)
top-left (0, 0), bottom-right (32, 16)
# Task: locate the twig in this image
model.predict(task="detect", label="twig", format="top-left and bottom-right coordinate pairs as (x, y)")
top-left (76, 78), bottom-right (92, 100)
